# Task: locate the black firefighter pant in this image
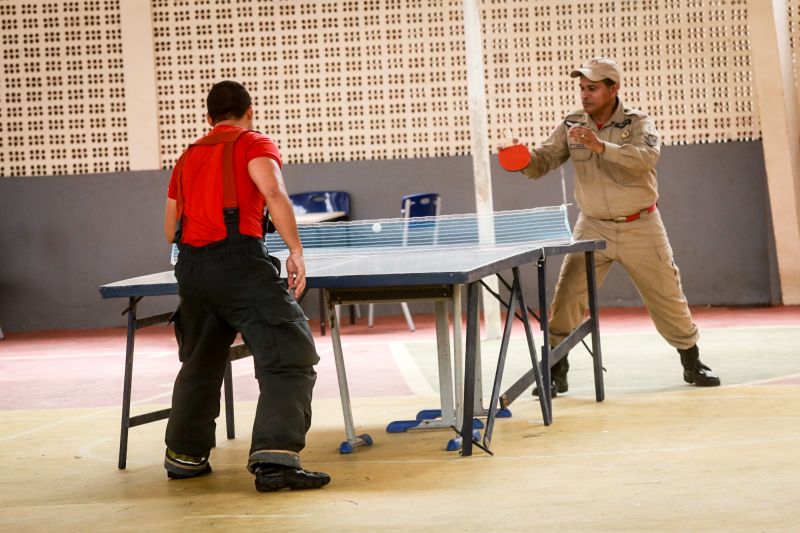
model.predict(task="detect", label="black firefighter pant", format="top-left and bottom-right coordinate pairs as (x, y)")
top-left (166, 236), bottom-right (319, 468)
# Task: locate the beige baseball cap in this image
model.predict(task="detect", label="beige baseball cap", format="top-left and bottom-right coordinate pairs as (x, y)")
top-left (570, 57), bottom-right (621, 84)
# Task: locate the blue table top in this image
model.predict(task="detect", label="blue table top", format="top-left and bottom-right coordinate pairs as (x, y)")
top-left (99, 239), bottom-right (604, 299)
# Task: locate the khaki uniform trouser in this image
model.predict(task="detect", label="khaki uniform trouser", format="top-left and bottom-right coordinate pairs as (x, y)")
top-left (549, 209), bottom-right (699, 351)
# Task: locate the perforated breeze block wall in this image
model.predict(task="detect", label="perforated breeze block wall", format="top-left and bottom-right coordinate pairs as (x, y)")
top-left (0, 0), bottom-right (129, 176)
top-left (2, 0), bottom-right (762, 176)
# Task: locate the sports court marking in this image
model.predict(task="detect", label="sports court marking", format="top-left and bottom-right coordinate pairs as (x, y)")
top-left (67, 431), bottom-right (800, 469)
top-left (0, 388), bottom-right (175, 442)
top-left (740, 372), bottom-right (800, 386)
top-left (57, 384), bottom-right (800, 467)
top-left (76, 437), bottom-right (114, 463)
top-left (388, 341), bottom-right (437, 396)
top-left (304, 434), bottom-right (800, 466)
top-left (186, 515), bottom-right (311, 520)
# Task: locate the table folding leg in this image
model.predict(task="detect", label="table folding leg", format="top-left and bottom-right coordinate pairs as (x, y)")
top-left (497, 249), bottom-right (606, 419)
top-left (325, 284), bottom-right (480, 453)
top-left (115, 296), bottom-right (243, 469)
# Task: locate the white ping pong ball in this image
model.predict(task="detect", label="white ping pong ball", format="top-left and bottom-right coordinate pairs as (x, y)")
top-left (372, 222), bottom-right (382, 233)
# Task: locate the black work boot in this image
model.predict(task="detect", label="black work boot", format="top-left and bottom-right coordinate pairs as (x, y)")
top-left (678, 345), bottom-right (720, 387)
top-left (253, 464), bottom-right (331, 493)
top-left (533, 354), bottom-right (569, 397)
top-left (164, 448), bottom-right (213, 479)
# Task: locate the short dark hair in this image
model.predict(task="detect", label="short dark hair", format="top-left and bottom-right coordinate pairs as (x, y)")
top-left (206, 80), bottom-right (252, 124)
top-left (601, 78), bottom-right (616, 87)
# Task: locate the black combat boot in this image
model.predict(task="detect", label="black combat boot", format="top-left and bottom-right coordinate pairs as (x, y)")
top-left (253, 464), bottom-right (331, 492)
top-left (533, 354), bottom-right (569, 397)
top-left (164, 448), bottom-right (212, 479)
top-left (678, 345), bottom-right (720, 387)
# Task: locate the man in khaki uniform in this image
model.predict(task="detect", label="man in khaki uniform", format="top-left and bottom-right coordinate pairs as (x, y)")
top-left (506, 57), bottom-right (720, 395)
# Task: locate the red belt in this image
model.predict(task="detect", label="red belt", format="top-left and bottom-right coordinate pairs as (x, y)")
top-left (609, 204), bottom-right (657, 223)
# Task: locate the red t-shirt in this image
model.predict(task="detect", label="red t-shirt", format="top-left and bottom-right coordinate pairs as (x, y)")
top-left (167, 125), bottom-right (282, 246)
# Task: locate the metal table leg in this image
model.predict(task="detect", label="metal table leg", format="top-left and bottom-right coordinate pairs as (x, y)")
top-left (460, 282), bottom-right (481, 456)
top-left (515, 266), bottom-right (550, 426)
top-left (326, 289), bottom-right (373, 453)
top-left (118, 297), bottom-right (138, 469)
top-left (585, 251), bottom-right (605, 402)
top-left (386, 299), bottom-right (458, 434)
top-left (537, 256), bottom-right (553, 417)
top-left (318, 290), bottom-right (326, 336)
top-left (452, 284), bottom-right (464, 429)
top-left (223, 361), bottom-right (235, 439)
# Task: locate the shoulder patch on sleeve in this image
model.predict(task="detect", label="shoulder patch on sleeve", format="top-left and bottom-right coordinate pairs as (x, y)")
top-left (623, 107), bottom-right (646, 117)
top-left (644, 133), bottom-right (658, 147)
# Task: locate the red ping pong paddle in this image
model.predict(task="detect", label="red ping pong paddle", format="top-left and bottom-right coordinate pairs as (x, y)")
top-left (498, 144), bottom-right (531, 172)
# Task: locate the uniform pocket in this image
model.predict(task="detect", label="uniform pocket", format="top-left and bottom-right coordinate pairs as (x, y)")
top-left (168, 306), bottom-right (188, 362)
top-left (260, 319), bottom-right (320, 371)
top-left (569, 144), bottom-right (593, 161)
top-left (249, 245), bottom-right (283, 278)
top-left (569, 145), bottom-right (593, 182)
top-left (268, 254), bottom-right (282, 276)
top-left (254, 290), bottom-right (309, 325)
top-left (654, 243), bottom-right (682, 298)
top-left (252, 258), bottom-right (308, 324)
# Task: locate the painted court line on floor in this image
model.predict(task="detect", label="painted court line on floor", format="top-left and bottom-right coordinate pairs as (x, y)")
top-left (186, 515), bottom-right (311, 520)
top-left (0, 389), bottom-right (175, 442)
top-left (388, 341), bottom-right (436, 397)
top-left (76, 437), bottom-right (114, 463)
top-left (307, 434), bottom-right (800, 466)
top-left (0, 351), bottom-right (172, 361)
top-left (740, 372), bottom-right (800, 386)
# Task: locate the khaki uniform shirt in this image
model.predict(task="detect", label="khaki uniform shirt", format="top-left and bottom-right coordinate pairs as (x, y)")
top-left (521, 98), bottom-right (660, 220)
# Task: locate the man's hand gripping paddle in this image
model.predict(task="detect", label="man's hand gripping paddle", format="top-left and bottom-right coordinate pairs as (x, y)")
top-left (498, 128), bottom-right (531, 172)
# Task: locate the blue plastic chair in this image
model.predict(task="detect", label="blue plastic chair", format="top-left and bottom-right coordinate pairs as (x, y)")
top-left (401, 192), bottom-right (441, 219)
top-left (400, 193), bottom-right (442, 247)
top-left (290, 191), bottom-right (350, 219)
top-left (369, 193), bottom-right (442, 331)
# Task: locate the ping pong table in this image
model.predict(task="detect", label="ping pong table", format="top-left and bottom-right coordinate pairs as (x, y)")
top-left (100, 206), bottom-right (606, 465)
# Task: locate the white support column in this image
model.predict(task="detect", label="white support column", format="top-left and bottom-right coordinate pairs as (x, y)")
top-left (119, 0), bottom-right (161, 170)
top-left (748, 0), bottom-right (800, 304)
top-left (463, 0), bottom-right (501, 338)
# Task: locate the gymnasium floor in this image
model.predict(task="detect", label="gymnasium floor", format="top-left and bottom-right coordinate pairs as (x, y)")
top-left (1, 306), bottom-right (799, 532)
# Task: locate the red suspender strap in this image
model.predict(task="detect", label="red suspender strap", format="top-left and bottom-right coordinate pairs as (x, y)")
top-left (221, 140), bottom-right (238, 209)
top-left (191, 128), bottom-right (247, 209)
top-left (175, 128), bottom-right (248, 242)
top-left (173, 150), bottom-right (189, 220)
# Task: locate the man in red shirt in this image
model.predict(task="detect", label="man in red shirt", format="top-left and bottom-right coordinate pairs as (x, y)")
top-left (163, 81), bottom-right (330, 492)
